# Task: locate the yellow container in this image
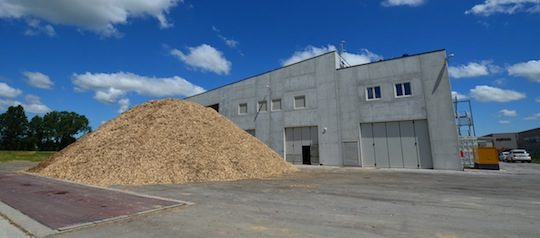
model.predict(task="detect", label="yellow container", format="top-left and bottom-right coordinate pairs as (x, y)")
top-left (474, 147), bottom-right (499, 170)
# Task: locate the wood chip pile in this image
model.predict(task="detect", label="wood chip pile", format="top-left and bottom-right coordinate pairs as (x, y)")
top-left (29, 99), bottom-right (296, 186)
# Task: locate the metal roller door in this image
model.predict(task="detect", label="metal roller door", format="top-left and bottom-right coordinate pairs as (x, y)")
top-left (359, 120), bottom-right (432, 169)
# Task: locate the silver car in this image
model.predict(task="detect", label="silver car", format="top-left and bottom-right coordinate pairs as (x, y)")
top-left (505, 149), bottom-right (532, 163)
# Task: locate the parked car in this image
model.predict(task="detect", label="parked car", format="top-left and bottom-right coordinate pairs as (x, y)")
top-left (505, 149), bottom-right (532, 163)
top-left (499, 151), bottom-right (510, 161)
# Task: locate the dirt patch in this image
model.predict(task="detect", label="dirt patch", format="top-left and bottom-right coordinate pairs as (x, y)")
top-left (29, 99), bottom-right (296, 186)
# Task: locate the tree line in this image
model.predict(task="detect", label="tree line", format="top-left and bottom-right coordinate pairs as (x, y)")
top-left (0, 105), bottom-right (91, 151)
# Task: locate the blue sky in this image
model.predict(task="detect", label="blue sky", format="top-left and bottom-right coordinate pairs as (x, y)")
top-left (0, 0), bottom-right (539, 136)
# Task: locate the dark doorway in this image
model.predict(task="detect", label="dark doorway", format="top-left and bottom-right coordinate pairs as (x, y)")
top-left (207, 104), bottom-right (219, 112)
top-left (302, 146), bottom-right (311, 165)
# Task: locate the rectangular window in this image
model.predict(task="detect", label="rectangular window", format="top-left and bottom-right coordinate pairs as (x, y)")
top-left (271, 99), bottom-right (281, 111)
top-left (257, 100), bottom-right (267, 112)
top-left (294, 96), bottom-right (306, 109)
top-left (238, 103), bottom-right (248, 114)
top-left (395, 82), bottom-right (412, 97)
top-left (366, 86), bottom-right (382, 100)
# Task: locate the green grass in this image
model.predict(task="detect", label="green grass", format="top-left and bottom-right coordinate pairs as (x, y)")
top-left (0, 151), bottom-right (55, 163)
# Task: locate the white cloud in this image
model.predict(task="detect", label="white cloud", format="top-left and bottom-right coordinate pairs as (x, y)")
top-left (0, 94), bottom-right (50, 113)
top-left (94, 88), bottom-right (125, 104)
top-left (0, 82), bottom-right (22, 98)
top-left (499, 109), bottom-right (518, 117)
top-left (341, 49), bottom-right (383, 66)
top-left (170, 44), bottom-right (232, 75)
top-left (118, 98), bottom-right (130, 113)
top-left (507, 60), bottom-right (540, 83)
top-left (499, 120), bottom-right (511, 124)
top-left (451, 91), bottom-right (469, 100)
top-left (23, 71), bottom-right (54, 89)
top-left (0, 0), bottom-right (180, 36)
top-left (470, 85), bottom-right (526, 102)
top-left (72, 72), bottom-right (205, 105)
top-left (219, 36), bottom-right (239, 48)
top-left (524, 113), bottom-right (540, 120)
top-left (21, 94), bottom-right (50, 113)
top-left (382, 0), bottom-right (425, 7)
top-left (466, 0), bottom-right (540, 16)
top-left (212, 26), bottom-right (239, 48)
top-left (281, 45), bottom-right (382, 66)
top-left (448, 61), bottom-right (500, 78)
top-left (24, 19), bottom-right (55, 37)
top-left (536, 97), bottom-right (540, 103)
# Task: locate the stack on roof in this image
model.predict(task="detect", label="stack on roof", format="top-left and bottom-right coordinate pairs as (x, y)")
top-left (29, 99), bottom-right (296, 186)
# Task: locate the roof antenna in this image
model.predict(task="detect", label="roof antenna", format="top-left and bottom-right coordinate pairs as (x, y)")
top-left (338, 40), bottom-right (351, 68)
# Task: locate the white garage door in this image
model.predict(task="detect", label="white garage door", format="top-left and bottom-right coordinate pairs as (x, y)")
top-left (360, 120), bottom-right (433, 169)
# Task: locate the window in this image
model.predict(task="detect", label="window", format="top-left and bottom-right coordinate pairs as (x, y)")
top-left (395, 82), bottom-right (412, 97)
top-left (257, 100), bottom-right (267, 112)
top-left (238, 103), bottom-right (248, 114)
top-left (271, 99), bottom-right (281, 111)
top-left (294, 96), bottom-right (305, 109)
top-left (366, 86), bottom-right (382, 100)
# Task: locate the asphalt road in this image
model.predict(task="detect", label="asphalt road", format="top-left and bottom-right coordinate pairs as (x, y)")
top-left (2, 161), bottom-right (540, 238)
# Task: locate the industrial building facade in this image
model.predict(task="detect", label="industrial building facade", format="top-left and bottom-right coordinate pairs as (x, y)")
top-left (187, 50), bottom-right (463, 170)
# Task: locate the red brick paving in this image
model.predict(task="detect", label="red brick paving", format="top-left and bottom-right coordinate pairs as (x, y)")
top-left (0, 172), bottom-right (181, 230)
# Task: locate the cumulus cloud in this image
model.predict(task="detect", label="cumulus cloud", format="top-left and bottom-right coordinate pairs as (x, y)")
top-left (22, 94), bottom-right (51, 113)
top-left (23, 71), bottom-right (54, 89)
top-left (0, 82), bottom-right (22, 98)
top-left (448, 61), bottom-right (500, 78)
top-left (470, 85), bottom-right (526, 102)
top-left (0, 0), bottom-right (180, 36)
top-left (499, 109), bottom-right (518, 117)
top-left (466, 0), bottom-right (540, 16)
top-left (281, 45), bottom-right (382, 66)
top-left (382, 0), bottom-right (425, 7)
top-left (94, 88), bottom-right (125, 104)
top-left (72, 72), bottom-right (205, 105)
top-left (118, 98), bottom-right (130, 113)
top-left (499, 120), bottom-right (511, 124)
top-left (170, 44), bottom-right (232, 75)
top-left (0, 94), bottom-right (51, 113)
top-left (451, 91), bottom-right (468, 100)
top-left (507, 60), bottom-right (540, 83)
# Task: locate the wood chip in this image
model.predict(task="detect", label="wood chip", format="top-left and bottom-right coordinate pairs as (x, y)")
top-left (28, 99), bottom-right (297, 186)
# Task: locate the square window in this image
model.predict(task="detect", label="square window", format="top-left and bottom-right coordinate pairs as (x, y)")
top-left (395, 82), bottom-right (412, 97)
top-left (238, 103), bottom-right (248, 114)
top-left (258, 100), bottom-right (267, 112)
top-left (271, 99), bottom-right (281, 111)
top-left (294, 96), bottom-right (305, 109)
top-left (366, 86), bottom-right (382, 100)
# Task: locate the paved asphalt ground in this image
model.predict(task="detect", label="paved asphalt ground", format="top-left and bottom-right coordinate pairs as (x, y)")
top-left (1, 161), bottom-right (540, 238)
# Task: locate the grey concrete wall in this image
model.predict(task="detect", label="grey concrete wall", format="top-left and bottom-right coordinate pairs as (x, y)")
top-left (186, 50), bottom-right (462, 170)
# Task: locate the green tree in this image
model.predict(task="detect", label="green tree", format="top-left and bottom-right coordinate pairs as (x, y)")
top-left (0, 105), bottom-right (29, 150)
top-left (42, 111), bottom-right (91, 151)
top-left (27, 115), bottom-right (45, 150)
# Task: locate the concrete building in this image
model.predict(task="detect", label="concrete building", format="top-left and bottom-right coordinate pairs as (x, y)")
top-left (483, 133), bottom-right (519, 151)
top-left (518, 127), bottom-right (540, 155)
top-left (187, 49), bottom-right (463, 170)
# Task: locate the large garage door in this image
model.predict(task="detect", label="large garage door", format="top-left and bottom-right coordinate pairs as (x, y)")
top-left (285, 126), bottom-right (319, 165)
top-left (359, 120), bottom-right (432, 169)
